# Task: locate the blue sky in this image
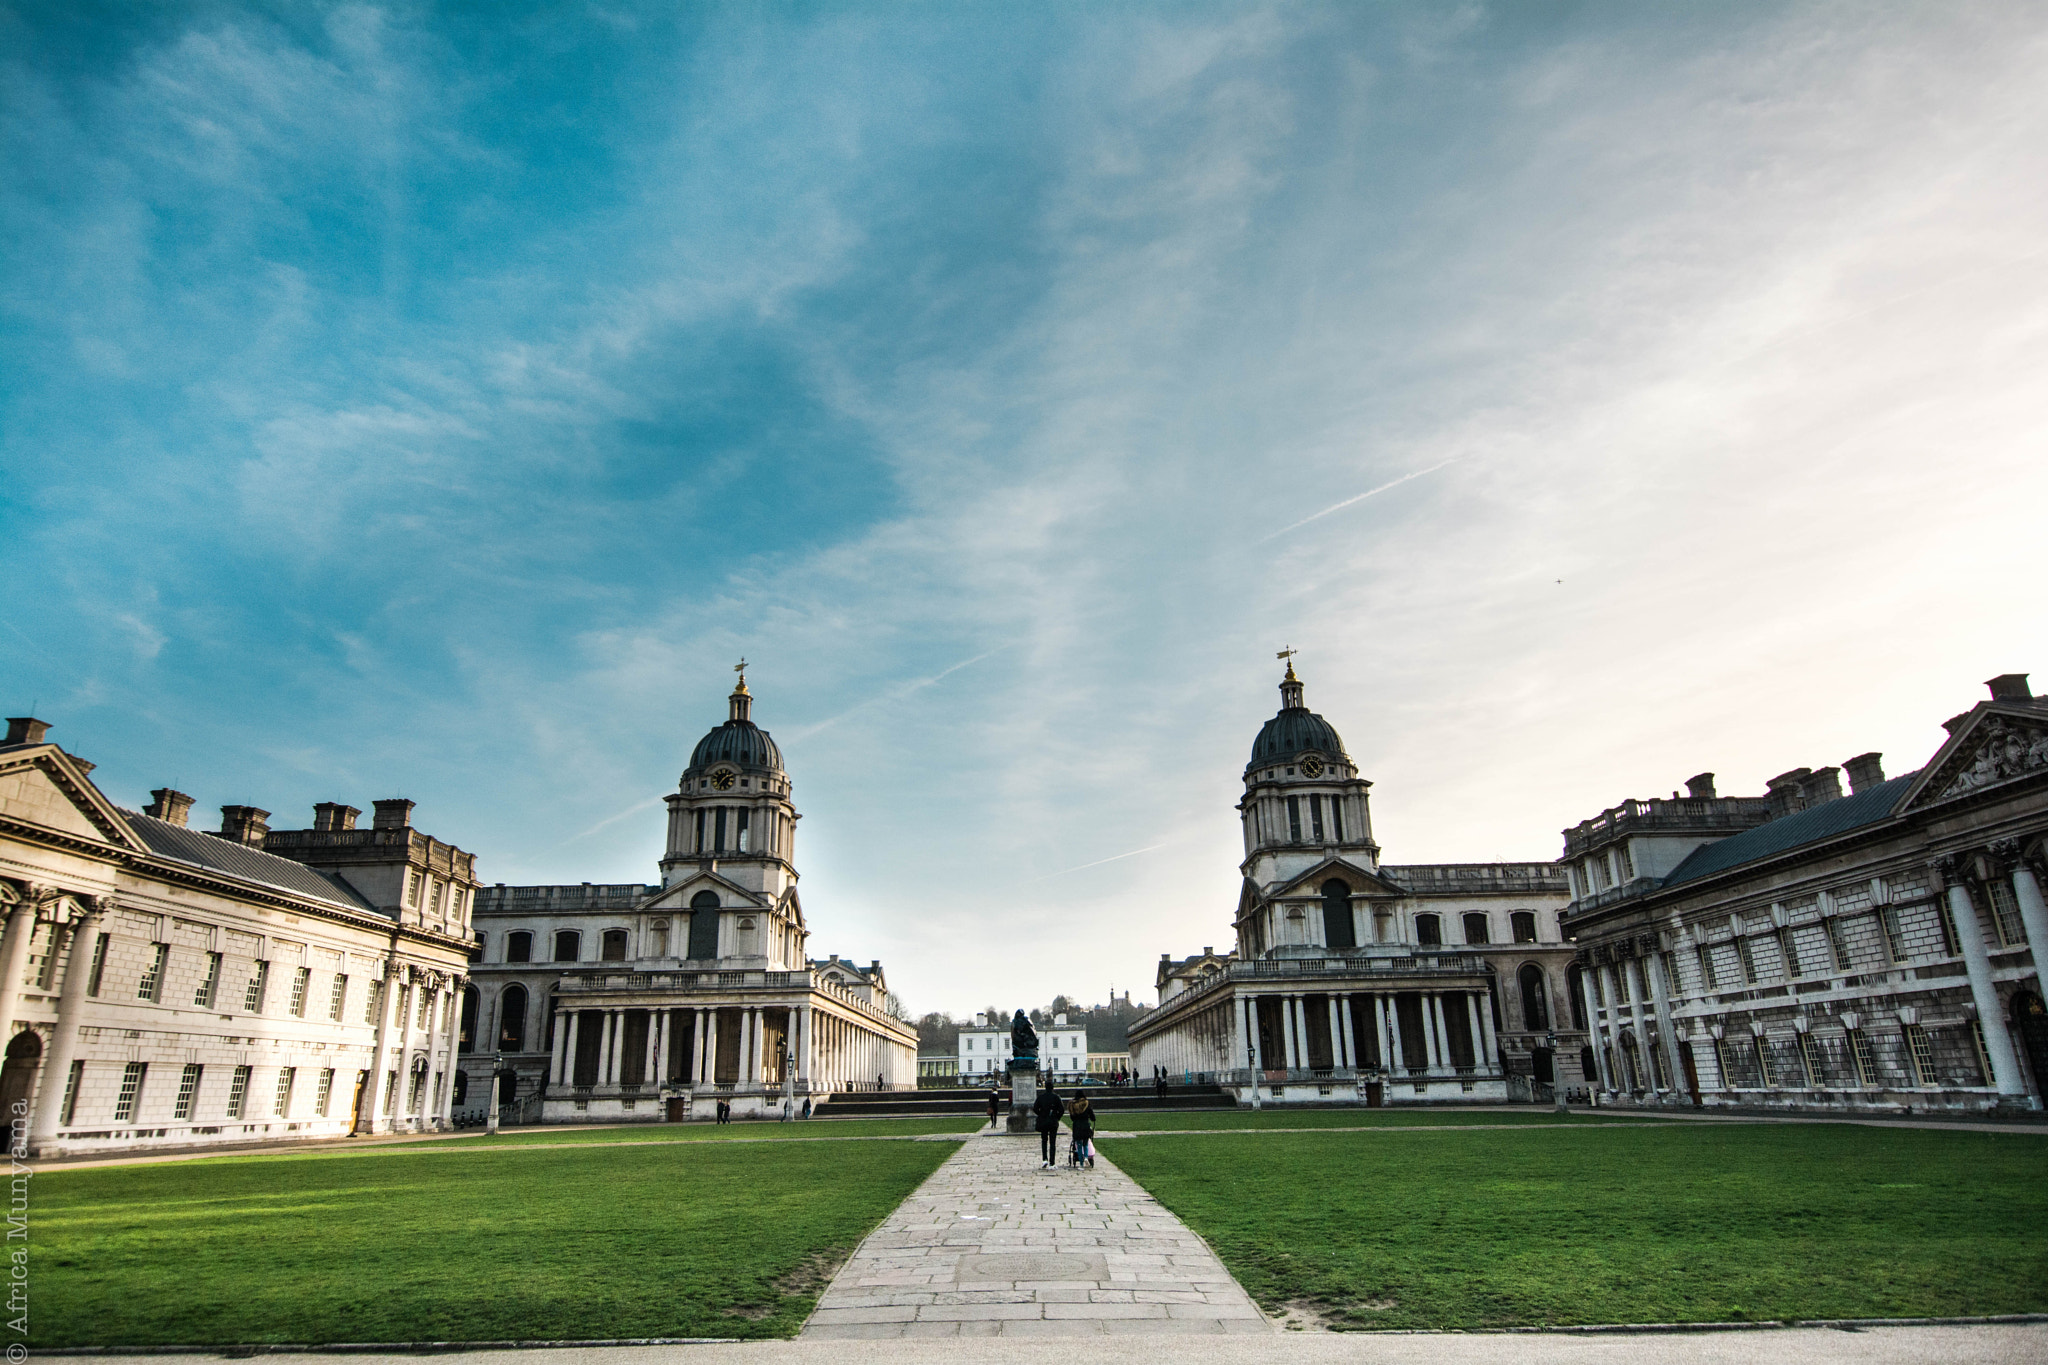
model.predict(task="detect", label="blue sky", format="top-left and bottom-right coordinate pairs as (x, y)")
top-left (6, 2), bottom-right (2046, 1016)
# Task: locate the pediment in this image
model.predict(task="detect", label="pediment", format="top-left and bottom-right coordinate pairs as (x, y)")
top-left (1268, 856), bottom-right (1404, 901)
top-left (642, 870), bottom-right (770, 911)
top-left (0, 749), bottom-right (144, 851)
top-left (1896, 705), bottom-right (2048, 812)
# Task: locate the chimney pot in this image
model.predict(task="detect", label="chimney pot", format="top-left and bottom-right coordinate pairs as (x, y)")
top-left (313, 802), bottom-right (362, 832)
top-left (1765, 768), bottom-right (1813, 819)
top-left (1844, 753), bottom-right (1886, 794)
top-left (1801, 766), bottom-right (1843, 806)
top-left (218, 805), bottom-right (271, 846)
top-left (145, 788), bottom-right (195, 827)
top-left (372, 798), bottom-right (416, 830)
top-left (1684, 773), bottom-right (1717, 800)
top-left (1986, 673), bottom-right (2031, 701)
top-left (1202, 946), bottom-right (1213, 956)
top-left (4, 718), bottom-right (50, 747)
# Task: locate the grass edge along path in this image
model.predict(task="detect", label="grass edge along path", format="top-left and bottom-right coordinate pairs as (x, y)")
top-left (1104, 1122), bottom-right (2048, 1331)
top-left (34, 1134), bottom-right (956, 1347)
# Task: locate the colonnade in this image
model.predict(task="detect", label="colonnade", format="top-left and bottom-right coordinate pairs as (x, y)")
top-left (545, 999), bottom-right (906, 1092)
top-left (1235, 988), bottom-right (1499, 1075)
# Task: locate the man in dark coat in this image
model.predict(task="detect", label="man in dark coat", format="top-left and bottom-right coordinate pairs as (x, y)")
top-left (987, 1086), bottom-right (1002, 1128)
top-left (1033, 1084), bottom-right (1063, 1167)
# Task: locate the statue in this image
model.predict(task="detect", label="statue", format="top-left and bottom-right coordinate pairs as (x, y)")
top-left (1010, 1008), bottom-right (1039, 1060)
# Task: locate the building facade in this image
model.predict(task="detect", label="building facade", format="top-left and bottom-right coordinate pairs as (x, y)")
top-left (461, 673), bottom-right (918, 1121)
top-left (0, 718), bottom-right (476, 1157)
top-left (955, 1012), bottom-right (1089, 1084)
top-left (1560, 673), bottom-right (2048, 1114)
top-left (1129, 664), bottom-right (1580, 1104)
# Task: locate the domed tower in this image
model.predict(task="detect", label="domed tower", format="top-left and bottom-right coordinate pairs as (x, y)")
top-left (660, 667), bottom-right (800, 903)
top-left (1239, 656), bottom-right (1379, 899)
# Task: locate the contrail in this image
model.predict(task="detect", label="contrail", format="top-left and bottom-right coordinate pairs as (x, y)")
top-left (1256, 457), bottom-right (1462, 543)
top-left (1027, 838), bottom-right (1178, 882)
top-left (785, 646), bottom-right (1005, 741)
top-left (563, 796), bottom-right (662, 845)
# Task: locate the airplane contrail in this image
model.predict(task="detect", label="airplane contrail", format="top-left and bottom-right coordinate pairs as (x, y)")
top-left (1256, 456), bottom-right (1463, 543)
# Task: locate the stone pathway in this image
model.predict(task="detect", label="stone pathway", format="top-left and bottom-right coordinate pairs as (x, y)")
top-left (801, 1129), bottom-right (1269, 1338)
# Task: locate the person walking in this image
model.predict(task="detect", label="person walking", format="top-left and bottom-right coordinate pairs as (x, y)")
top-left (1033, 1082), bottom-right (1063, 1168)
top-left (987, 1086), bottom-right (1002, 1128)
top-left (1069, 1093), bottom-right (1095, 1169)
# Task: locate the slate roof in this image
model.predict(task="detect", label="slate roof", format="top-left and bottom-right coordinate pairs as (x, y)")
top-left (1660, 773), bottom-right (1919, 887)
top-left (122, 809), bottom-right (382, 915)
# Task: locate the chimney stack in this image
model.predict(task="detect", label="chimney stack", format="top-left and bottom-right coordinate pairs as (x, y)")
top-left (1844, 753), bottom-right (1886, 794)
top-left (1765, 769), bottom-right (1812, 819)
top-left (1202, 946), bottom-right (1213, 956)
top-left (314, 802), bottom-right (362, 832)
top-left (1801, 766), bottom-right (1843, 806)
top-left (4, 718), bottom-right (50, 747)
top-left (145, 788), bottom-right (195, 827)
top-left (1986, 673), bottom-right (2032, 701)
top-left (1684, 773), bottom-right (1717, 800)
top-left (218, 805), bottom-right (271, 846)
top-left (372, 798), bottom-right (416, 831)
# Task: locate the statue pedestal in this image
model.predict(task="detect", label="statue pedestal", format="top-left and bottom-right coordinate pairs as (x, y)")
top-left (1006, 1060), bottom-right (1038, 1133)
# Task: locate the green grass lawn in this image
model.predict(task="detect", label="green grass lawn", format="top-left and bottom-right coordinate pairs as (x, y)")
top-left (1085, 1108), bottom-right (1672, 1131)
top-left (1104, 1124), bottom-right (2048, 1330)
top-left (35, 1138), bottom-right (954, 1347)
top-left (427, 1115), bottom-right (983, 1146)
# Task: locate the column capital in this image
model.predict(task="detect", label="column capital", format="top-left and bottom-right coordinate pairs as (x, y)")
top-left (1930, 854), bottom-right (1966, 889)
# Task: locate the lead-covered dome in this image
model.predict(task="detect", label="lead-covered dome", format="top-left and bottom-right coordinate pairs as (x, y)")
top-left (686, 674), bottom-right (784, 774)
top-left (689, 719), bottom-right (783, 773)
top-left (1246, 663), bottom-right (1348, 771)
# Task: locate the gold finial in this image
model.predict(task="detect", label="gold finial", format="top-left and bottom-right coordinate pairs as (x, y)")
top-left (1276, 646), bottom-right (1298, 682)
top-left (733, 658), bottom-right (749, 694)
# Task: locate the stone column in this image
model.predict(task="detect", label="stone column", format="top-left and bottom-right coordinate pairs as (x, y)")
top-left (1384, 997), bottom-right (1405, 1073)
top-left (549, 1002), bottom-right (568, 1086)
top-left (0, 889), bottom-right (49, 1047)
top-left (597, 1009), bottom-right (616, 1086)
top-left (1279, 997), bottom-right (1299, 1070)
top-left (1941, 863), bottom-right (2026, 1098)
top-left (796, 1004), bottom-right (811, 1089)
top-left (1625, 960), bottom-right (1657, 1092)
top-left (1372, 996), bottom-right (1390, 1071)
top-left (394, 971), bottom-right (420, 1127)
top-left (1430, 994), bottom-right (1452, 1070)
top-left (1465, 994), bottom-right (1486, 1072)
top-left (29, 898), bottom-right (106, 1147)
top-left (2007, 858), bottom-right (2048, 979)
top-left (361, 961), bottom-right (398, 1133)
top-left (422, 976), bottom-right (448, 1128)
top-left (649, 1010), bottom-right (666, 1086)
top-left (557, 1010), bottom-right (578, 1086)
top-left (1578, 968), bottom-right (1613, 1091)
top-left (1646, 954), bottom-right (1683, 1098)
top-left (1337, 995), bottom-right (1356, 1069)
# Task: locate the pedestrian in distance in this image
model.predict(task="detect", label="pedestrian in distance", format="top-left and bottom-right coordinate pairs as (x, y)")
top-left (1069, 1094), bottom-right (1095, 1169)
top-left (1033, 1082), bottom-right (1063, 1167)
top-left (801, 1095), bottom-right (813, 1120)
top-left (987, 1086), bottom-right (1001, 1128)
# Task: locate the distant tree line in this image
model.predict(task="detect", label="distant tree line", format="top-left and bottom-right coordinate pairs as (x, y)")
top-left (913, 992), bottom-right (1153, 1055)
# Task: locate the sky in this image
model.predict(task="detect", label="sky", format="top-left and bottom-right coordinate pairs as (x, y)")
top-left (4, 2), bottom-right (2046, 1019)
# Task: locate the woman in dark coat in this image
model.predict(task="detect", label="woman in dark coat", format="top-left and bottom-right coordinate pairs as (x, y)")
top-left (1068, 1094), bottom-right (1096, 1168)
top-left (1033, 1084), bottom-right (1063, 1167)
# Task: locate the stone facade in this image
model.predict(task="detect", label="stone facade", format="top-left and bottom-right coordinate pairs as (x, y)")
top-left (460, 674), bottom-right (917, 1122)
top-left (1129, 665), bottom-right (1580, 1104)
top-left (0, 719), bottom-right (476, 1157)
top-left (1560, 673), bottom-right (2048, 1114)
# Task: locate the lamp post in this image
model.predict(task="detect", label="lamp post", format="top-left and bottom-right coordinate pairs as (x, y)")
top-left (1247, 1025), bottom-right (1262, 1111)
top-left (486, 1052), bottom-right (503, 1134)
top-left (1547, 1029), bottom-right (1566, 1114)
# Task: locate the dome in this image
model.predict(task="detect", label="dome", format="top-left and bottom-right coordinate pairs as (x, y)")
top-left (1248, 708), bottom-right (1347, 770)
top-left (1246, 662), bottom-right (1348, 770)
top-left (688, 719), bottom-right (783, 774)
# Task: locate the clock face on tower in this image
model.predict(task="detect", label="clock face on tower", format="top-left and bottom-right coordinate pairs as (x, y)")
top-left (1301, 755), bottom-right (1325, 778)
top-left (710, 769), bottom-right (736, 790)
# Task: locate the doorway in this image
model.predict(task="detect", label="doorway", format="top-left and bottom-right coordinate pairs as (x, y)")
top-left (2013, 992), bottom-right (2048, 1099)
top-left (0, 1032), bottom-right (42, 1150)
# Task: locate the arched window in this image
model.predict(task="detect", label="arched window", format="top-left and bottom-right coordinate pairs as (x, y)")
top-left (1518, 964), bottom-right (1549, 1031)
top-left (1415, 913), bottom-right (1442, 946)
top-left (600, 929), bottom-right (630, 962)
top-left (1511, 911), bottom-right (1538, 943)
top-left (497, 984), bottom-right (528, 1052)
top-left (506, 931), bottom-right (533, 963)
top-left (1463, 913), bottom-right (1490, 945)
top-left (552, 930), bottom-right (580, 963)
top-left (458, 985), bottom-right (480, 1053)
top-left (1566, 963), bottom-right (1588, 1030)
top-left (1320, 879), bottom-right (1355, 949)
top-left (687, 890), bottom-right (721, 960)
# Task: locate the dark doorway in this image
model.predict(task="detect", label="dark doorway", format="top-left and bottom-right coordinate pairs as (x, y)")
top-left (668, 1009), bottom-right (697, 1083)
top-left (1321, 880), bottom-right (1356, 950)
top-left (688, 891), bottom-right (721, 961)
top-left (1255, 997), bottom-right (1286, 1071)
top-left (1443, 999), bottom-right (1476, 1069)
top-left (1678, 1040), bottom-right (1703, 1106)
top-left (1364, 1081), bottom-right (1384, 1107)
top-left (0, 1032), bottom-right (42, 1150)
top-left (619, 1010), bottom-right (650, 1085)
top-left (1304, 996), bottom-right (1334, 1071)
top-left (1532, 1045), bottom-right (1555, 1086)
top-left (715, 1009), bottom-right (743, 1084)
top-left (1394, 994), bottom-right (1428, 1071)
top-left (572, 1013), bottom-right (603, 1085)
top-left (496, 985), bottom-right (528, 1052)
top-left (1349, 998), bottom-right (1380, 1070)
top-left (666, 1096), bottom-right (688, 1122)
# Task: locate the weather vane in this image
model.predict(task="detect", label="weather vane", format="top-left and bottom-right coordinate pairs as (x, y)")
top-left (734, 658), bottom-right (748, 683)
top-left (1276, 646), bottom-right (1296, 664)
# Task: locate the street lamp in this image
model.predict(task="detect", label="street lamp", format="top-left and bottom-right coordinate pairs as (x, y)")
top-left (1547, 1029), bottom-right (1566, 1114)
top-left (486, 1052), bottom-right (503, 1134)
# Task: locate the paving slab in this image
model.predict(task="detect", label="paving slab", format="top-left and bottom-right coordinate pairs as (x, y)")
top-left (799, 1129), bottom-right (1270, 1338)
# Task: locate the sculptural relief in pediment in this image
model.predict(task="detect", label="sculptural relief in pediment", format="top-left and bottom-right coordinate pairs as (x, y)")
top-left (1936, 715), bottom-right (2048, 799)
